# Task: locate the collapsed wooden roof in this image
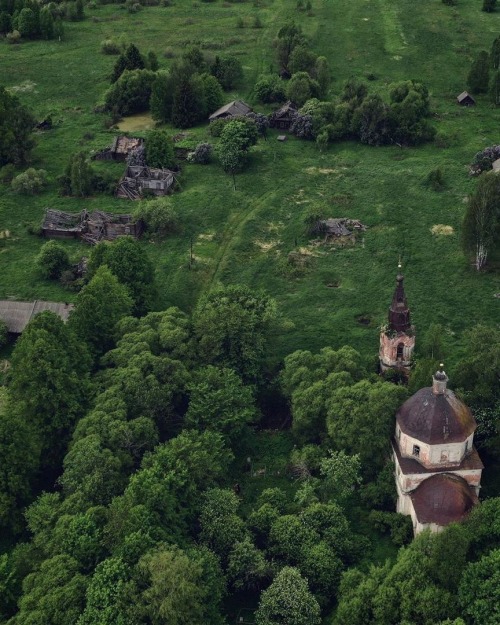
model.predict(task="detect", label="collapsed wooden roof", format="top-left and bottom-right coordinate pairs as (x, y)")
top-left (117, 166), bottom-right (177, 200)
top-left (0, 300), bottom-right (73, 334)
top-left (93, 136), bottom-right (144, 160)
top-left (41, 209), bottom-right (142, 244)
top-left (321, 218), bottom-right (368, 237)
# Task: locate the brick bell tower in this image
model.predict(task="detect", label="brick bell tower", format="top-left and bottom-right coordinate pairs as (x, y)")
top-left (379, 265), bottom-right (415, 375)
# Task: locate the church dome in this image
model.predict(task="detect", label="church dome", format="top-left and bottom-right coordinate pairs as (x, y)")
top-left (396, 378), bottom-right (476, 445)
top-left (410, 473), bottom-right (478, 526)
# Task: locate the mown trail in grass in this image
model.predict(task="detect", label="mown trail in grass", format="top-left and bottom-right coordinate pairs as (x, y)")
top-left (0, 0), bottom-right (499, 367)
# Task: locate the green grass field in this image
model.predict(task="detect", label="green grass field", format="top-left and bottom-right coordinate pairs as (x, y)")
top-left (0, 0), bottom-right (499, 368)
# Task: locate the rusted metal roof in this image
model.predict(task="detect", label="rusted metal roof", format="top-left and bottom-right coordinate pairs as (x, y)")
top-left (397, 387), bottom-right (477, 444)
top-left (410, 473), bottom-right (478, 526)
top-left (392, 439), bottom-right (483, 475)
top-left (0, 300), bottom-right (73, 334)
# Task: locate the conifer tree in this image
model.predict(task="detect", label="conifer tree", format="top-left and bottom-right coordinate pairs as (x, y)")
top-left (467, 51), bottom-right (490, 93)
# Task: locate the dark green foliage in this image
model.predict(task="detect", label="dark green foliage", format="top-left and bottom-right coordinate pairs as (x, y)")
top-left (36, 240), bottom-right (70, 279)
top-left (150, 70), bottom-right (175, 123)
top-left (461, 171), bottom-right (500, 270)
top-left (69, 265), bottom-right (133, 358)
top-left (227, 537), bottom-right (271, 591)
top-left (199, 72), bottom-right (224, 117)
top-left (368, 510), bottom-right (413, 546)
top-left (111, 43), bottom-right (145, 83)
top-left (275, 20), bottom-right (307, 73)
top-left (146, 51), bottom-right (159, 71)
top-left (467, 51), bottom-right (490, 93)
top-left (105, 69), bottom-right (156, 116)
top-left (490, 69), bottom-right (500, 104)
top-left (426, 166), bottom-right (445, 190)
top-left (326, 379), bottom-right (408, 478)
top-left (199, 488), bottom-right (246, 562)
top-left (193, 284), bottom-right (277, 381)
top-left (459, 549), bottom-right (500, 624)
top-left (133, 197), bottom-right (179, 238)
top-left (171, 74), bottom-right (205, 128)
top-left (286, 71), bottom-right (320, 107)
top-left (145, 129), bottom-right (176, 169)
top-left (15, 555), bottom-right (88, 625)
top-left (288, 45), bottom-right (317, 75)
top-left (483, 0), bottom-right (497, 12)
top-left (9, 311), bottom-right (92, 459)
top-left (0, 11), bottom-right (11, 32)
top-left (17, 7), bottom-right (38, 37)
top-left (59, 152), bottom-right (94, 197)
top-left (491, 36), bottom-right (500, 69)
top-left (254, 74), bottom-right (287, 104)
top-left (137, 545), bottom-right (225, 625)
top-left (210, 55), bottom-right (243, 90)
top-left (453, 324), bottom-right (500, 408)
top-left (351, 94), bottom-right (392, 146)
top-left (0, 86), bottom-right (36, 167)
top-left (87, 237), bottom-right (156, 316)
top-left (39, 6), bottom-right (54, 38)
top-left (186, 365), bottom-right (257, 440)
top-left (255, 566), bottom-right (321, 625)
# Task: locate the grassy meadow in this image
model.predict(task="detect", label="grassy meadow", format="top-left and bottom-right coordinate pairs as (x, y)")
top-left (0, 0), bottom-right (499, 368)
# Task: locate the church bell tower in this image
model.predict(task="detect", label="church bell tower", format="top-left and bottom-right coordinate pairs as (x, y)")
top-left (379, 266), bottom-right (415, 374)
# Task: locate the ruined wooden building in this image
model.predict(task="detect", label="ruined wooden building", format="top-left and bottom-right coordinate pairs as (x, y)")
top-left (41, 209), bottom-right (143, 244)
top-left (93, 136), bottom-right (144, 162)
top-left (269, 101), bottom-right (298, 130)
top-left (116, 165), bottom-right (176, 200)
top-left (457, 91), bottom-right (476, 106)
top-left (314, 218), bottom-right (367, 241)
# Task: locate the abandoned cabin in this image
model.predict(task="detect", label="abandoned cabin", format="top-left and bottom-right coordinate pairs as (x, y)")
top-left (268, 101), bottom-right (298, 130)
top-left (209, 100), bottom-right (252, 122)
top-left (93, 136), bottom-right (144, 162)
top-left (41, 209), bottom-right (143, 245)
top-left (457, 91), bottom-right (476, 106)
top-left (0, 300), bottom-right (73, 334)
top-left (116, 165), bottom-right (176, 200)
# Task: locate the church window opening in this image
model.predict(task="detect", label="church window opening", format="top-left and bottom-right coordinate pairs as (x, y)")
top-left (412, 444), bottom-right (420, 457)
top-left (397, 343), bottom-right (404, 359)
top-left (398, 427), bottom-right (401, 440)
top-left (465, 440), bottom-right (469, 453)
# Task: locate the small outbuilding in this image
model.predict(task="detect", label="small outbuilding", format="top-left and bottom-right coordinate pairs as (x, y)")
top-left (93, 136), bottom-right (144, 161)
top-left (457, 91), bottom-right (476, 106)
top-left (269, 101), bottom-right (298, 130)
top-left (208, 100), bottom-right (252, 122)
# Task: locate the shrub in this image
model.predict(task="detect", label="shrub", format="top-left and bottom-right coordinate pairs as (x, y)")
top-left (36, 240), bottom-right (71, 279)
top-left (254, 74), bottom-right (287, 104)
top-left (101, 39), bottom-right (121, 54)
top-left (0, 164), bottom-right (16, 184)
top-left (104, 69), bottom-right (156, 115)
top-left (426, 166), bottom-right (445, 191)
top-left (11, 169), bottom-right (48, 195)
top-left (187, 142), bottom-right (213, 164)
top-left (483, 0), bottom-right (497, 11)
top-left (134, 197), bottom-right (179, 238)
top-left (6, 30), bottom-right (21, 44)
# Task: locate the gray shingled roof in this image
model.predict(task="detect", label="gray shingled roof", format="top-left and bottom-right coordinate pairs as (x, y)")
top-left (0, 300), bottom-right (73, 334)
top-left (209, 100), bottom-right (252, 121)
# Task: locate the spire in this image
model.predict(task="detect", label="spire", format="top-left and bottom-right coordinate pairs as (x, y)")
top-left (388, 263), bottom-right (411, 333)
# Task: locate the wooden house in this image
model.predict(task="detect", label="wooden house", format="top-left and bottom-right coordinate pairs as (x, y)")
top-left (269, 101), bottom-right (298, 130)
top-left (93, 136), bottom-right (144, 161)
top-left (209, 100), bottom-right (252, 122)
top-left (116, 165), bottom-right (176, 200)
top-left (457, 91), bottom-right (476, 106)
top-left (0, 300), bottom-right (73, 334)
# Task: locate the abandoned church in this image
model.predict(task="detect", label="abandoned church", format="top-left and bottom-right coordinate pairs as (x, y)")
top-left (381, 271), bottom-right (483, 534)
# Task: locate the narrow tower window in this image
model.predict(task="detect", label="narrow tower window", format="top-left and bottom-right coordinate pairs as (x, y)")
top-left (412, 445), bottom-right (420, 457)
top-left (397, 343), bottom-right (404, 359)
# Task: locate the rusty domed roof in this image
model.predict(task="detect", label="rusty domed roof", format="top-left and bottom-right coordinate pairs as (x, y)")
top-left (396, 386), bottom-right (476, 445)
top-left (410, 473), bottom-right (478, 526)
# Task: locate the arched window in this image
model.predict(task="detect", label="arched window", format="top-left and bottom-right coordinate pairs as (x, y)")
top-left (396, 343), bottom-right (404, 359)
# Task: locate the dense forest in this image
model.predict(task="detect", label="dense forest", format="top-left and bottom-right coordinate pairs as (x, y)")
top-left (0, 0), bottom-right (500, 622)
